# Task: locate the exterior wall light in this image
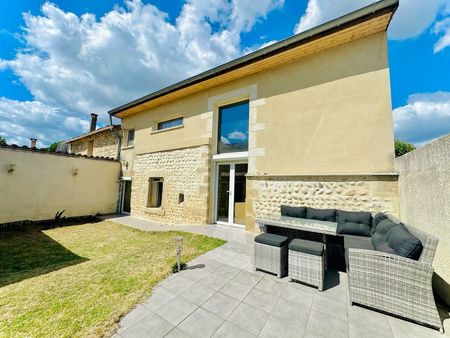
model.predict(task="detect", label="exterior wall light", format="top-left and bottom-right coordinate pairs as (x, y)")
top-left (8, 164), bottom-right (16, 174)
top-left (72, 168), bottom-right (79, 176)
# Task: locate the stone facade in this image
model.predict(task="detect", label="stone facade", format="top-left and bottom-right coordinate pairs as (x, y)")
top-left (69, 127), bottom-right (120, 158)
top-left (246, 175), bottom-right (399, 231)
top-left (131, 145), bottom-right (210, 225)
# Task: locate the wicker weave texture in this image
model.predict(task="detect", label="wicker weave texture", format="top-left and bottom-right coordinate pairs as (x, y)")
top-left (255, 242), bottom-right (287, 278)
top-left (348, 248), bottom-right (443, 331)
top-left (288, 249), bottom-right (325, 291)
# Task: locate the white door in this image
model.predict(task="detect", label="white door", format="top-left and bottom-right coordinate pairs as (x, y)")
top-left (216, 163), bottom-right (247, 227)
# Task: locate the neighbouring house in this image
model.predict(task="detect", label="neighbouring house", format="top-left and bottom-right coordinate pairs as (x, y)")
top-left (109, 0), bottom-right (399, 231)
top-left (66, 113), bottom-right (123, 159)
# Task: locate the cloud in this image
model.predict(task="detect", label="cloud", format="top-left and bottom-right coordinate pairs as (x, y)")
top-left (227, 130), bottom-right (247, 141)
top-left (294, 0), bottom-right (445, 41)
top-left (433, 17), bottom-right (450, 52)
top-left (0, 0), bottom-right (282, 145)
top-left (393, 91), bottom-right (450, 146)
top-left (0, 97), bottom-right (89, 147)
top-left (220, 136), bottom-right (231, 145)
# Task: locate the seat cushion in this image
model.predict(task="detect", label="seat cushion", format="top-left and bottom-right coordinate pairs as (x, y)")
top-left (306, 207), bottom-right (336, 222)
top-left (255, 233), bottom-right (289, 247)
top-left (281, 205), bottom-right (306, 218)
top-left (337, 222), bottom-right (371, 236)
top-left (371, 212), bottom-right (389, 235)
top-left (387, 224), bottom-right (423, 260)
top-left (288, 239), bottom-right (324, 256)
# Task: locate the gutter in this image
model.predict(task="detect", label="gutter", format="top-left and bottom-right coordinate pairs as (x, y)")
top-left (108, 0), bottom-right (399, 117)
top-left (109, 114), bottom-right (122, 160)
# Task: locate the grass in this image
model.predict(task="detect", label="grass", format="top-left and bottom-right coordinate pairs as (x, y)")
top-left (0, 221), bottom-right (225, 337)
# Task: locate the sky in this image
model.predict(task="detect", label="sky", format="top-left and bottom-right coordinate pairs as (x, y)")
top-left (0, 0), bottom-right (449, 147)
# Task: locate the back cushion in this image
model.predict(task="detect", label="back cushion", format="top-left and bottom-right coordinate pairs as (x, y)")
top-left (306, 207), bottom-right (336, 222)
top-left (337, 222), bottom-right (371, 236)
top-left (371, 212), bottom-right (389, 235)
top-left (337, 210), bottom-right (372, 225)
top-left (387, 224), bottom-right (423, 260)
top-left (280, 205), bottom-right (306, 218)
top-left (371, 232), bottom-right (397, 255)
top-left (375, 219), bottom-right (398, 235)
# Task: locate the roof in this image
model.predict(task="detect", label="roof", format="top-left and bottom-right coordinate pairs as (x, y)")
top-left (0, 144), bottom-right (118, 162)
top-left (109, 0), bottom-right (398, 118)
top-left (65, 125), bottom-right (121, 143)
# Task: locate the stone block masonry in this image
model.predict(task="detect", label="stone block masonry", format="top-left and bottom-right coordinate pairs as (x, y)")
top-left (246, 175), bottom-right (399, 231)
top-left (70, 130), bottom-right (119, 158)
top-left (131, 145), bottom-right (210, 225)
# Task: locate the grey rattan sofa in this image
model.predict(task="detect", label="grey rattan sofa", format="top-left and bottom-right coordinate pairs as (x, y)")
top-left (347, 215), bottom-right (443, 333)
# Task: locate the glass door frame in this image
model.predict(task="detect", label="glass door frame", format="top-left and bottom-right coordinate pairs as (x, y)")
top-left (212, 160), bottom-right (248, 228)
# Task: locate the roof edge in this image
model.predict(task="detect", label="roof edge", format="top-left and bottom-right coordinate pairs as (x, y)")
top-left (109, 0), bottom-right (399, 117)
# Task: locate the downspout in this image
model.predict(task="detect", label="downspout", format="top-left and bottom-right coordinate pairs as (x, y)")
top-left (109, 114), bottom-right (122, 160)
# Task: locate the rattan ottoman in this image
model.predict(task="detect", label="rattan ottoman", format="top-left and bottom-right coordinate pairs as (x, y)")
top-left (288, 239), bottom-right (325, 291)
top-left (254, 233), bottom-right (289, 278)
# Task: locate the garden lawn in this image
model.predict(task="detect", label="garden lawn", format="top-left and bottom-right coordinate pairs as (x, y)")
top-left (0, 221), bottom-right (225, 337)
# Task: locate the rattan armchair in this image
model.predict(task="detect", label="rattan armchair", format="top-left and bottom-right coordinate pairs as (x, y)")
top-left (348, 223), bottom-right (443, 333)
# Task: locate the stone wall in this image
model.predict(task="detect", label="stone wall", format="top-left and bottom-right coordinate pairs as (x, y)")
top-left (246, 175), bottom-right (399, 231)
top-left (131, 145), bottom-right (210, 224)
top-left (395, 134), bottom-right (450, 306)
top-left (69, 129), bottom-right (119, 158)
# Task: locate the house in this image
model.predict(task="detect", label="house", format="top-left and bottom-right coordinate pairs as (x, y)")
top-left (109, 0), bottom-right (400, 231)
top-left (66, 113), bottom-right (123, 159)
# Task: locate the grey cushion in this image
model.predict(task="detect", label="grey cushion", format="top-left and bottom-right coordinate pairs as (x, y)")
top-left (337, 222), bottom-right (371, 236)
top-left (371, 212), bottom-right (388, 235)
top-left (375, 219), bottom-right (398, 235)
top-left (344, 235), bottom-right (374, 269)
top-left (306, 207), bottom-right (336, 222)
top-left (371, 232), bottom-right (397, 255)
top-left (255, 233), bottom-right (289, 247)
top-left (289, 239), bottom-right (324, 256)
top-left (337, 210), bottom-right (372, 225)
top-left (387, 224), bottom-right (423, 260)
top-left (281, 205), bottom-right (306, 218)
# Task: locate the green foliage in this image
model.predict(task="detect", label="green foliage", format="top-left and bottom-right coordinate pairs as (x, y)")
top-left (49, 142), bottom-right (59, 152)
top-left (395, 139), bottom-right (416, 157)
top-left (0, 136), bottom-right (7, 146)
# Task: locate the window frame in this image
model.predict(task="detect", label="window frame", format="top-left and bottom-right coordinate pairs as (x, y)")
top-left (127, 129), bottom-right (135, 147)
top-left (156, 116), bottom-right (184, 131)
top-left (216, 100), bottom-right (249, 155)
top-left (147, 177), bottom-right (164, 208)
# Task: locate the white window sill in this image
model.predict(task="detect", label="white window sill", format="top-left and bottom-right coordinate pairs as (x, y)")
top-left (122, 145), bottom-right (135, 150)
top-left (151, 125), bottom-right (184, 134)
top-left (212, 151), bottom-right (249, 161)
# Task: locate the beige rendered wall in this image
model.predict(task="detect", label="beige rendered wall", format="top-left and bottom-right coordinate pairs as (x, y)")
top-left (395, 134), bottom-right (450, 306)
top-left (124, 32), bottom-right (394, 174)
top-left (0, 148), bottom-right (121, 223)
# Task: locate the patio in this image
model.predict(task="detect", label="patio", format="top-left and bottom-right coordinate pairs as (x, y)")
top-left (107, 215), bottom-right (449, 338)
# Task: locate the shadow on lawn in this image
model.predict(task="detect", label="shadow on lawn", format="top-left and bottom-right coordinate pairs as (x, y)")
top-left (0, 226), bottom-right (88, 287)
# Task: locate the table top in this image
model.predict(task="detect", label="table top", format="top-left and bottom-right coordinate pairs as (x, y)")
top-left (256, 215), bottom-right (338, 236)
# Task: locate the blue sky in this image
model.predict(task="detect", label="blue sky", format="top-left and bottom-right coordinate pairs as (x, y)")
top-left (0, 0), bottom-right (449, 147)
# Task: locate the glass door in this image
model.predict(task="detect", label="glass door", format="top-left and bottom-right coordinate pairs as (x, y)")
top-left (215, 163), bottom-right (247, 227)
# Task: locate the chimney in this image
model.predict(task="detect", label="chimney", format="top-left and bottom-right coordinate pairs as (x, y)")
top-left (30, 138), bottom-right (37, 148)
top-left (90, 113), bottom-right (98, 132)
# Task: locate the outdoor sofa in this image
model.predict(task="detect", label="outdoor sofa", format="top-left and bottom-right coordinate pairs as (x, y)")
top-left (276, 205), bottom-right (444, 333)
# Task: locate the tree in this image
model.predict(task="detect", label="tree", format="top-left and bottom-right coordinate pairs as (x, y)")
top-left (395, 139), bottom-right (416, 157)
top-left (0, 136), bottom-right (6, 146)
top-left (49, 143), bottom-right (59, 152)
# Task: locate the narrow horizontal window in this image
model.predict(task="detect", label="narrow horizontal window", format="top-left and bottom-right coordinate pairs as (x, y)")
top-left (157, 117), bottom-right (183, 130)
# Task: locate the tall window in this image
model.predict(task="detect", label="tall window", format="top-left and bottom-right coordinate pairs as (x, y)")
top-left (157, 117), bottom-right (183, 131)
top-left (127, 129), bottom-right (135, 146)
top-left (217, 100), bottom-right (249, 153)
top-left (147, 178), bottom-right (164, 208)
